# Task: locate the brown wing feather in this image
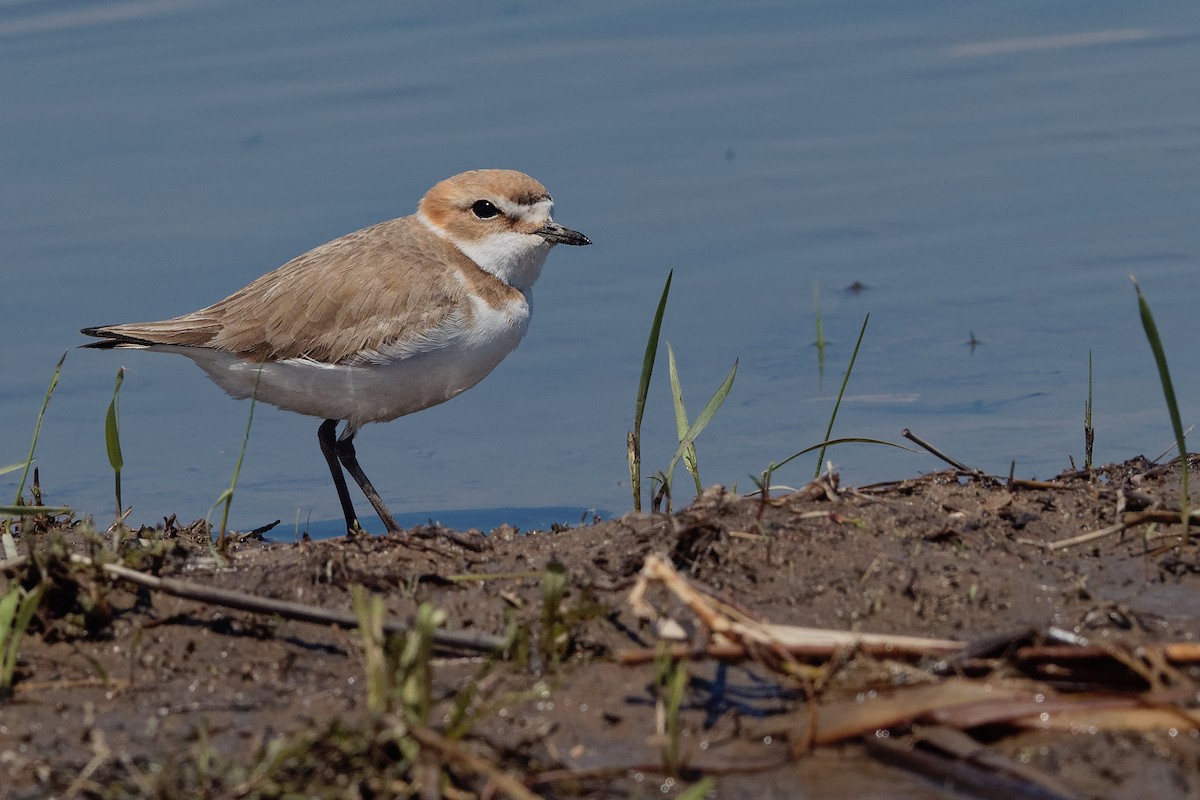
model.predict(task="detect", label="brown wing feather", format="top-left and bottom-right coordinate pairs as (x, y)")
top-left (83, 217), bottom-right (505, 364)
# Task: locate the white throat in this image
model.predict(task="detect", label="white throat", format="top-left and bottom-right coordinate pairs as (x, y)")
top-left (419, 212), bottom-right (552, 293)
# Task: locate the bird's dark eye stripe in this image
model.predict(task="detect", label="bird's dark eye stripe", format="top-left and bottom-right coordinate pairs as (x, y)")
top-left (471, 200), bottom-right (500, 219)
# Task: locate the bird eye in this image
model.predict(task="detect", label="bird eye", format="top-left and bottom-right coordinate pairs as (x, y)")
top-left (471, 200), bottom-right (500, 219)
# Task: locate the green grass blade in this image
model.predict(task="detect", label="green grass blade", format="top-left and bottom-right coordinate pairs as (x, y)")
top-left (1, 583), bottom-right (44, 698)
top-left (667, 344), bottom-right (688, 442)
top-left (0, 462), bottom-right (29, 477)
top-left (218, 395), bottom-right (257, 541)
top-left (1133, 278), bottom-right (1189, 535)
top-left (664, 358), bottom-right (737, 482)
top-left (14, 352), bottom-right (67, 505)
top-left (628, 270), bottom-right (673, 512)
top-left (0, 587), bottom-right (21, 696)
top-left (667, 344), bottom-right (702, 494)
top-left (211, 368), bottom-right (262, 544)
top-left (677, 778), bottom-right (717, 800)
top-left (105, 368), bottom-right (125, 519)
top-left (0, 585), bottom-right (15, 639)
top-left (814, 314), bottom-right (869, 479)
top-left (636, 270), bottom-right (673, 434)
top-left (350, 585), bottom-right (388, 715)
top-left (104, 369), bottom-right (125, 472)
top-left (768, 437), bottom-right (916, 478)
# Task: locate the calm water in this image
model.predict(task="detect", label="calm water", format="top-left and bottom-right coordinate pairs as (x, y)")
top-left (3, 1), bottom-right (1199, 537)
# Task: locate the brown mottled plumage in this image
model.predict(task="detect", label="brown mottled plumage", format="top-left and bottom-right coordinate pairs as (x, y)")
top-left (85, 217), bottom-right (523, 364)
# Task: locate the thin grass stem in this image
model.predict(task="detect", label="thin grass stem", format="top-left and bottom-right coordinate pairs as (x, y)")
top-left (3, 353), bottom-right (67, 560)
top-left (762, 436), bottom-right (915, 494)
top-left (212, 368), bottom-right (262, 546)
top-left (13, 352), bottom-right (66, 505)
top-left (814, 314), bottom-right (869, 479)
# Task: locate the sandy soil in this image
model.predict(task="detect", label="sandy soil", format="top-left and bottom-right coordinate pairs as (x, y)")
top-left (2, 457), bottom-right (1199, 799)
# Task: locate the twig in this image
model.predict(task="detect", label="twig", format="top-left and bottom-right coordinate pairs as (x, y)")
top-left (1152, 424), bottom-right (1196, 464)
top-left (410, 525), bottom-right (485, 553)
top-left (1008, 478), bottom-right (1070, 491)
top-left (617, 634), bottom-right (963, 665)
top-left (1043, 521), bottom-right (1132, 550)
top-left (1046, 508), bottom-right (1200, 550)
top-left (64, 731), bottom-right (113, 800)
top-left (865, 733), bottom-right (1085, 800)
top-left (625, 554), bottom-right (963, 668)
top-left (1014, 642), bottom-right (1200, 665)
top-left (406, 722), bottom-right (541, 800)
top-left (911, 725), bottom-right (1087, 800)
top-left (57, 555), bottom-right (506, 654)
top-left (530, 755), bottom-right (792, 786)
top-left (1124, 508), bottom-right (1200, 526)
top-left (901, 429), bottom-right (981, 475)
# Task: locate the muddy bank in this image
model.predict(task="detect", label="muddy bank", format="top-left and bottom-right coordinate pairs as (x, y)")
top-left (2, 457), bottom-right (1198, 798)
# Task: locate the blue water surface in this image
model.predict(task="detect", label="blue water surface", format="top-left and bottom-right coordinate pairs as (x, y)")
top-left (3, 1), bottom-right (1199, 535)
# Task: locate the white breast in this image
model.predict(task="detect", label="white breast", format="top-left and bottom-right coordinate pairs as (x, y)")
top-left (157, 293), bottom-right (532, 428)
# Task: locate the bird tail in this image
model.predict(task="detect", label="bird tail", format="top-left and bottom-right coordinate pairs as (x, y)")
top-left (79, 318), bottom-right (220, 349)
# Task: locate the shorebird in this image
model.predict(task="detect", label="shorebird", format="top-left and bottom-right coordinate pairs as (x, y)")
top-left (82, 169), bottom-right (591, 535)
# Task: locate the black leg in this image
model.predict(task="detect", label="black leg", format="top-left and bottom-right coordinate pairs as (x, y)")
top-left (318, 419), bottom-right (360, 534)
top-left (335, 428), bottom-right (403, 535)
